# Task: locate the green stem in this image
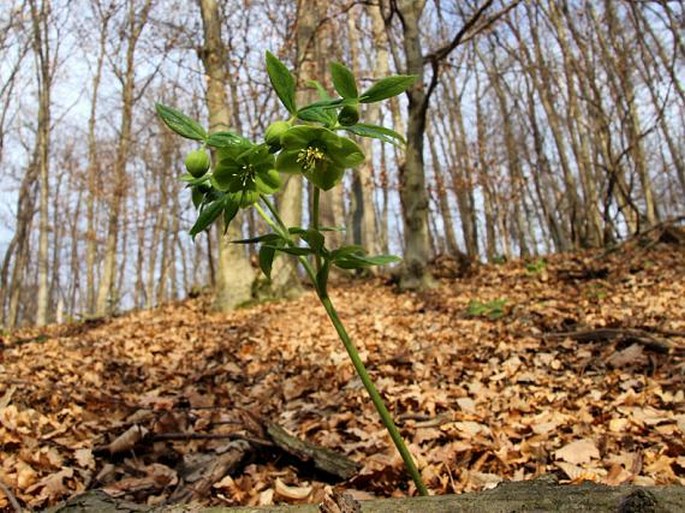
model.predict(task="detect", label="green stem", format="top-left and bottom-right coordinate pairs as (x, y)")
top-left (315, 285), bottom-right (428, 496)
top-left (311, 187), bottom-right (322, 273)
top-left (256, 195), bottom-right (428, 496)
top-left (260, 196), bottom-right (288, 233)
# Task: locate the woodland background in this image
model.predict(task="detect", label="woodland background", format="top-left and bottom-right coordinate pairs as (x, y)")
top-left (0, 0), bottom-right (684, 327)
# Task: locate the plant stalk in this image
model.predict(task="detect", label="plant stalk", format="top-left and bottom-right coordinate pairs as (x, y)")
top-left (257, 195), bottom-right (428, 496)
top-left (313, 289), bottom-right (428, 495)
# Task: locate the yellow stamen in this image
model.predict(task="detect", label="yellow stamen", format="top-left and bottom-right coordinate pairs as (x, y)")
top-left (297, 146), bottom-right (325, 171)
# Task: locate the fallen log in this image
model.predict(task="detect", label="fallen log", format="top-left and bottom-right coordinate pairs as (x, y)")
top-left (47, 480), bottom-right (685, 513)
top-left (266, 422), bottom-right (361, 480)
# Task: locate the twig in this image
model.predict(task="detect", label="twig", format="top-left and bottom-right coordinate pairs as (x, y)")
top-left (150, 432), bottom-right (273, 448)
top-left (0, 477), bottom-right (23, 513)
top-left (543, 328), bottom-right (673, 354)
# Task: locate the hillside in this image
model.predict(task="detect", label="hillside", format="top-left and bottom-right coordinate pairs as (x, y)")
top-left (1, 235), bottom-right (684, 510)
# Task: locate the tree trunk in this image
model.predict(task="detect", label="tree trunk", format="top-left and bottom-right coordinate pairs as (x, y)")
top-left (198, 0), bottom-right (255, 311)
top-left (395, 0), bottom-right (436, 290)
top-left (347, 8), bottom-right (381, 258)
top-left (95, 0), bottom-right (153, 316)
top-left (29, 0), bottom-right (52, 326)
top-left (85, 0), bottom-right (111, 315)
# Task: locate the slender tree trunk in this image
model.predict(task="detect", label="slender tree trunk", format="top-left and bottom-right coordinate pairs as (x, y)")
top-left (85, 0), bottom-right (110, 314)
top-left (347, 7), bottom-right (381, 257)
top-left (427, 123), bottom-right (460, 257)
top-left (95, 0), bottom-right (152, 315)
top-left (29, 0), bottom-right (52, 326)
top-left (198, 0), bottom-right (255, 310)
top-left (3, 159), bottom-right (39, 328)
top-left (395, 0), bottom-right (436, 290)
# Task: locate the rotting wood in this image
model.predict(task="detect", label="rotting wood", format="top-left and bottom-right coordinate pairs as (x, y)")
top-left (266, 422), bottom-right (361, 481)
top-left (168, 440), bottom-right (250, 504)
top-left (46, 481), bottom-right (685, 513)
top-left (543, 328), bottom-right (677, 354)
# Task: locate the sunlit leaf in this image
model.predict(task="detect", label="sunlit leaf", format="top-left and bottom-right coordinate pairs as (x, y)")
top-left (156, 103), bottom-right (207, 141)
top-left (266, 51), bottom-right (297, 114)
top-left (359, 75), bottom-right (419, 103)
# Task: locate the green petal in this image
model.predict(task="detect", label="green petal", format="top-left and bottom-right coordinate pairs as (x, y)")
top-left (306, 161), bottom-right (344, 191)
top-left (330, 137), bottom-right (365, 168)
top-left (280, 125), bottom-right (322, 149)
top-left (319, 129), bottom-right (344, 150)
top-left (217, 142), bottom-right (252, 161)
top-left (276, 150), bottom-right (304, 174)
top-left (238, 189), bottom-right (259, 207)
top-left (256, 168), bottom-right (282, 193)
top-left (252, 147), bottom-right (276, 169)
top-left (212, 159), bottom-right (242, 191)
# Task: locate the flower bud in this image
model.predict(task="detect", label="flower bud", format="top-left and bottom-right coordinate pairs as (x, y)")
top-left (265, 121), bottom-right (291, 150)
top-left (184, 149), bottom-right (211, 178)
top-left (337, 105), bottom-right (360, 126)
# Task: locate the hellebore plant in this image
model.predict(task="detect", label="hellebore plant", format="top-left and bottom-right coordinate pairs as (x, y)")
top-left (156, 52), bottom-right (427, 495)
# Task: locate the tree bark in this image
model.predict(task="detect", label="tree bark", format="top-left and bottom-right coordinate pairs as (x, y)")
top-left (85, 0), bottom-right (111, 314)
top-left (95, 0), bottom-right (153, 316)
top-left (198, 0), bottom-right (255, 311)
top-left (395, 0), bottom-right (436, 290)
top-left (49, 482), bottom-right (685, 513)
top-left (28, 0), bottom-right (52, 326)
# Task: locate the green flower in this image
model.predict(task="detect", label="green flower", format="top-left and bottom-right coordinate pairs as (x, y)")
top-left (276, 126), bottom-right (364, 190)
top-left (211, 143), bottom-right (281, 206)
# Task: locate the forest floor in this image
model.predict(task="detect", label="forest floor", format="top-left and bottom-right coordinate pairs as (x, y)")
top-left (1, 230), bottom-right (684, 511)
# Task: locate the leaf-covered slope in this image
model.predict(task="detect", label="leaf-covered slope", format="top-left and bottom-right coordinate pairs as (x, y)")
top-left (1, 243), bottom-right (683, 509)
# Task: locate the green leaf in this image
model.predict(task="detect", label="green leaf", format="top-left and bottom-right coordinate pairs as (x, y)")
top-left (296, 106), bottom-right (336, 124)
top-left (306, 80), bottom-right (331, 101)
top-left (189, 198), bottom-right (224, 238)
top-left (297, 98), bottom-right (345, 114)
top-left (359, 75), bottom-right (419, 103)
top-left (264, 245), bottom-right (313, 256)
top-left (222, 194), bottom-right (240, 232)
top-left (343, 123), bottom-right (406, 146)
top-left (330, 62), bottom-right (358, 99)
top-left (301, 229), bottom-right (325, 254)
top-left (333, 255), bottom-right (400, 269)
top-left (259, 244), bottom-right (276, 279)
top-left (206, 131), bottom-right (248, 148)
top-left (265, 51), bottom-right (297, 114)
top-left (330, 245), bottom-right (365, 258)
top-left (331, 247), bottom-right (401, 269)
top-left (156, 103), bottom-right (207, 141)
top-left (356, 254), bottom-right (402, 266)
top-left (232, 233), bottom-right (283, 244)
top-left (180, 173), bottom-right (211, 185)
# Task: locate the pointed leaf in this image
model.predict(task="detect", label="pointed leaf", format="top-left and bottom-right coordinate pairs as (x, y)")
top-left (306, 79), bottom-right (332, 101)
top-left (189, 198), bottom-right (224, 237)
top-left (264, 245), bottom-right (313, 256)
top-left (207, 131), bottom-right (248, 148)
top-left (259, 244), bottom-right (276, 279)
top-left (330, 62), bottom-right (358, 99)
top-left (296, 106), bottom-right (336, 124)
top-left (333, 252), bottom-right (401, 269)
top-left (360, 75), bottom-right (419, 103)
top-left (232, 233), bottom-right (283, 244)
top-left (266, 51), bottom-right (297, 114)
top-left (330, 245), bottom-right (365, 258)
top-left (343, 123), bottom-right (405, 146)
top-left (156, 103), bottom-right (207, 141)
top-left (222, 194), bottom-right (240, 233)
top-left (301, 229), bottom-right (325, 254)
